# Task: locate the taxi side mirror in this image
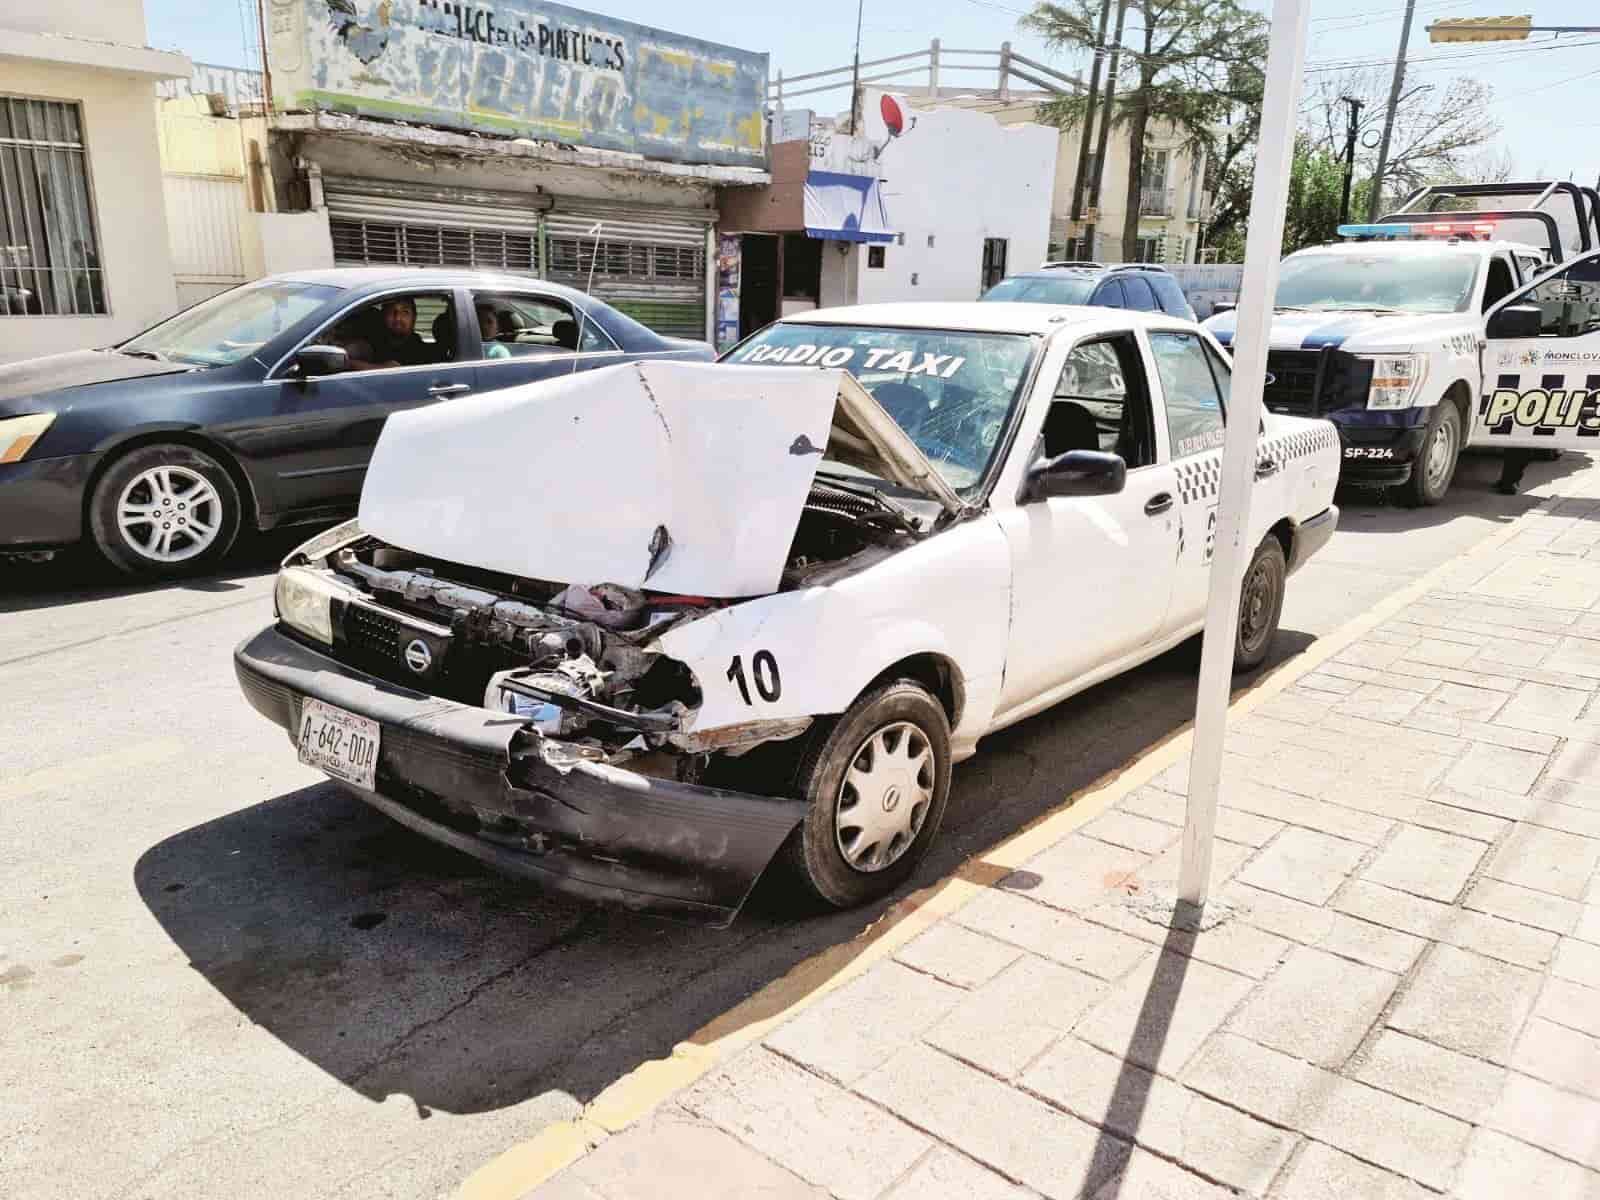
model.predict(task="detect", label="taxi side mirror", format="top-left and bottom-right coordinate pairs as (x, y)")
top-left (1487, 303), bottom-right (1542, 340)
top-left (1212, 301), bottom-right (1237, 315)
top-left (1021, 450), bottom-right (1127, 502)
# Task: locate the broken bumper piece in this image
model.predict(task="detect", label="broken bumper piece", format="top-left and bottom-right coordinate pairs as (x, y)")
top-left (233, 625), bottom-right (807, 927)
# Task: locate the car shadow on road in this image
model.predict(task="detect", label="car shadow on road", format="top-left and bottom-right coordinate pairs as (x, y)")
top-left (0, 528), bottom-right (321, 615)
top-left (1332, 448), bottom-right (1581, 535)
top-left (131, 622), bottom-right (1315, 1121)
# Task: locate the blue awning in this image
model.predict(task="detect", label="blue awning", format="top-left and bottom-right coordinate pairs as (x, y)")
top-left (803, 170), bottom-right (895, 243)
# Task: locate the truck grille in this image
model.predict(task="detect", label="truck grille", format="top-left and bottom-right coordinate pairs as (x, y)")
top-left (1263, 351), bottom-right (1323, 416)
top-left (1262, 348), bottom-right (1374, 417)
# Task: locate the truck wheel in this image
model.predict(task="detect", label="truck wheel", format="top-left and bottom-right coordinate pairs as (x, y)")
top-left (1234, 535), bottom-right (1286, 672)
top-left (1397, 402), bottom-right (1461, 508)
top-left (783, 679), bottom-right (952, 909)
top-left (88, 443), bottom-right (242, 577)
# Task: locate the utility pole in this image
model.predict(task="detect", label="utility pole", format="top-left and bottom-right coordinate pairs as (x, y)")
top-left (1367, 0), bottom-right (1415, 221)
top-left (1070, 0), bottom-right (1115, 227)
top-left (1338, 95), bottom-right (1363, 224)
top-left (1085, 0), bottom-right (1130, 259)
top-left (849, 0), bottom-right (865, 132)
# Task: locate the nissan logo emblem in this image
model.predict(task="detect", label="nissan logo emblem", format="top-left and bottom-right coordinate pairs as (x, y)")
top-left (403, 638), bottom-right (433, 674)
top-left (1263, 372), bottom-right (1277, 386)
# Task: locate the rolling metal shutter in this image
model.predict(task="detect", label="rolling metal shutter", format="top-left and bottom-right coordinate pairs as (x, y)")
top-left (324, 177), bottom-right (543, 274)
top-left (545, 199), bottom-right (711, 340)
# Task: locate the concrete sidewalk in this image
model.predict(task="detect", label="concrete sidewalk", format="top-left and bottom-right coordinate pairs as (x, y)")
top-left (519, 483), bottom-right (1600, 1200)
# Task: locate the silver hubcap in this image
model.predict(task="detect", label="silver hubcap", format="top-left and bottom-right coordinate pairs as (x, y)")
top-left (834, 722), bottom-right (935, 873)
top-left (1425, 419), bottom-right (1456, 491)
top-left (116, 465), bottom-right (222, 563)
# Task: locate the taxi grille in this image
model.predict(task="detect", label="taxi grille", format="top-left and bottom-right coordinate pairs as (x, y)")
top-left (345, 605), bottom-right (401, 663)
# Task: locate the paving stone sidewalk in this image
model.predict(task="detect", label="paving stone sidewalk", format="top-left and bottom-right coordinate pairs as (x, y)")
top-left (528, 491), bottom-right (1600, 1200)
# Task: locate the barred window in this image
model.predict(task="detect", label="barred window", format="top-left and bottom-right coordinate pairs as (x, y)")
top-left (0, 96), bottom-right (106, 316)
top-left (546, 236), bottom-right (704, 280)
top-left (329, 217), bottom-right (536, 273)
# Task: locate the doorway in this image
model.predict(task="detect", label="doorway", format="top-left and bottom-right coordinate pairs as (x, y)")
top-left (739, 233), bottom-right (779, 337)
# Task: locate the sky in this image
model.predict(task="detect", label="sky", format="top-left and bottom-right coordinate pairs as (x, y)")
top-left (145, 0), bottom-right (1600, 185)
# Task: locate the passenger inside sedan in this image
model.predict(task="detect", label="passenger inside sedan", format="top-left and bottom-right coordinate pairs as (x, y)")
top-left (329, 295), bottom-right (449, 371)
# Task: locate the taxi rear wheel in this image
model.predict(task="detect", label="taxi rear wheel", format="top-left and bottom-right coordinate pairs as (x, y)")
top-left (1397, 402), bottom-right (1460, 508)
top-left (1234, 535), bottom-right (1286, 672)
top-left (782, 680), bottom-right (952, 909)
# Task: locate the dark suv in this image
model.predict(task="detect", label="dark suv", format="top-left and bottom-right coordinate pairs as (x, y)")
top-left (980, 263), bottom-right (1197, 321)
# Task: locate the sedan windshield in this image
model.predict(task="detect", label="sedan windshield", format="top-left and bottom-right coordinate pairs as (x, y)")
top-left (1274, 252), bottom-right (1479, 314)
top-left (120, 281), bottom-right (341, 367)
top-left (725, 323), bottom-right (1036, 492)
top-left (981, 275), bottom-right (1097, 305)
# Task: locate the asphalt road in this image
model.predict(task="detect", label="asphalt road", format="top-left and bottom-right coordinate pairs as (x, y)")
top-left (1, 449), bottom-right (1585, 1200)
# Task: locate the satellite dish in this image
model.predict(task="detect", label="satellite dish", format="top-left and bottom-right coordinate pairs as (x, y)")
top-left (880, 93), bottom-right (906, 138)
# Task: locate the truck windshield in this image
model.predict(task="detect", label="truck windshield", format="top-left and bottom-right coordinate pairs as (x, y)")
top-left (1274, 252), bottom-right (1480, 314)
top-left (724, 323), bottom-right (1036, 493)
top-left (119, 280), bottom-right (341, 367)
top-left (981, 275), bottom-right (1097, 304)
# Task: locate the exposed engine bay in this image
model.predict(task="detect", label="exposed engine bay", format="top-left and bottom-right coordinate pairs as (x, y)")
top-left (296, 477), bottom-right (926, 773)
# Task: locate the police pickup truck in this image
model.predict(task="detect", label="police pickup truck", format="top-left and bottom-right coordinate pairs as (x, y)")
top-left (1205, 180), bottom-right (1600, 505)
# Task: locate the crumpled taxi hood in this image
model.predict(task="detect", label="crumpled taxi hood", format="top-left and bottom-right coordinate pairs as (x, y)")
top-left (357, 360), bottom-right (959, 599)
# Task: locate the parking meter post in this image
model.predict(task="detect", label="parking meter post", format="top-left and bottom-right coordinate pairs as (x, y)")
top-left (1178, 0), bottom-right (1310, 909)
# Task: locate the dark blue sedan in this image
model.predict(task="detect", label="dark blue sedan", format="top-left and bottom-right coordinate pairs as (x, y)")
top-left (0, 268), bottom-right (711, 577)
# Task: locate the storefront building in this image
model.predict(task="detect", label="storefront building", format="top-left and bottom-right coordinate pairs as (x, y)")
top-left (262, 0), bottom-right (771, 340)
top-left (717, 91), bottom-right (1055, 341)
top-left (0, 0), bottom-right (189, 361)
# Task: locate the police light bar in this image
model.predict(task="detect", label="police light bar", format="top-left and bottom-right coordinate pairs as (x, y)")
top-left (1336, 223), bottom-right (1412, 239)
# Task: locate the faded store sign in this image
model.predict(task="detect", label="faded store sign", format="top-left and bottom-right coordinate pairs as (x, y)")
top-left (267, 0), bottom-right (769, 167)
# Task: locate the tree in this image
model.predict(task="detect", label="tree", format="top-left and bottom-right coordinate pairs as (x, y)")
top-left (1281, 137), bottom-right (1350, 254)
top-left (1023, 0), bottom-right (1267, 261)
top-left (1302, 69), bottom-right (1501, 213)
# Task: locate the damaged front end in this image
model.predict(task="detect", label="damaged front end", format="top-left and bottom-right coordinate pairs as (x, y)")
top-left (239, 488), bottom-right (914, 923)
top-left (237, 360), bottom-right (959, 924)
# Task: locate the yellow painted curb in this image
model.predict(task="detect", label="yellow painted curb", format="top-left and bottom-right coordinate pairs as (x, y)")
top-left (454, 498), bottom-right (1540, 1200)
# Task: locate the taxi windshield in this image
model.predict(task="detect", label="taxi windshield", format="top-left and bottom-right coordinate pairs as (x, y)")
top-left (1274, 252), bottom-right (1480, 315)
top-left (724, 323), bottom-right (1036, 493)
top-left (120, 280), bottom-right (341, 367)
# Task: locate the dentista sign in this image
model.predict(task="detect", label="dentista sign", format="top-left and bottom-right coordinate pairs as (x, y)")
top-left (266, 0), bottom-right (769, 167)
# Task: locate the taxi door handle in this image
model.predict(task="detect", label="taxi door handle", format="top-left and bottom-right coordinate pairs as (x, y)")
top-left (1145, 493), bottom-right (1174, 516)
top-left (1256, 459), bottom-right (1280, 479)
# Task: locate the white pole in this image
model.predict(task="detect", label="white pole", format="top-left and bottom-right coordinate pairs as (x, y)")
top-left (1178, 0), bottom-right (1310, 907)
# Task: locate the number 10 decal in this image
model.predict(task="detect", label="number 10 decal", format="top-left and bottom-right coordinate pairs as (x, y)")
top-left (727, 651), bottom-right (782, 705)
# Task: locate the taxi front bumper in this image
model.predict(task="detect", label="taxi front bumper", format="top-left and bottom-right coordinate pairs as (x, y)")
top-left (234, 625), bottom-right (807, 927)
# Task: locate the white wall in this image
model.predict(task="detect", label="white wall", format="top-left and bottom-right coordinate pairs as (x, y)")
top-left (0, 57), bottom-right (178, 361)
top-left (851, 91), bottom-right (1057, 305)
top-left (250, 211), bottom-right (334, 276)
top-left (5, 0), bottom-right (146, 45)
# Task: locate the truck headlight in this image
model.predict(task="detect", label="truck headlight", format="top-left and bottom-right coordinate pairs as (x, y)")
top-left (1362, 355), bottom-right (1427, 410)
top-left (0, 413), bottom-right (55, 463)
top-left (275, 566), bottom-right (335, 645)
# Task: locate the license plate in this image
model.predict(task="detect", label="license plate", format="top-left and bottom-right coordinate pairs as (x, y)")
top-left (1343, 447), bottom-right (1395, 460)
top-left (297, 698), bottom-right (380, 791)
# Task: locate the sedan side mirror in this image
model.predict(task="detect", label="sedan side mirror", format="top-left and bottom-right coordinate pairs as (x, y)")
top-left (291, 344), bottom-right (349, 378)
top-left (1486, 303), bottom-right (1543, 340)
top-left (1021, 449), bottom-right (1127, 502)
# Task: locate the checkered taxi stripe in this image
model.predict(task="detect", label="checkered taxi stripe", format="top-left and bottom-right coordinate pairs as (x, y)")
top-left (1174, 426), bottom-right (1338, 504)
top-left (1479, 372), bottom-right (1600, 438)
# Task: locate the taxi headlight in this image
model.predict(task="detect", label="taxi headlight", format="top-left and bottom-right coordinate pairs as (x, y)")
top-left (275, 566), bottom-right (335, 645)
top-left (0, 413), bottom-right (55, 463)
top-left (1362, 354), bottom-right (1427, 410)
